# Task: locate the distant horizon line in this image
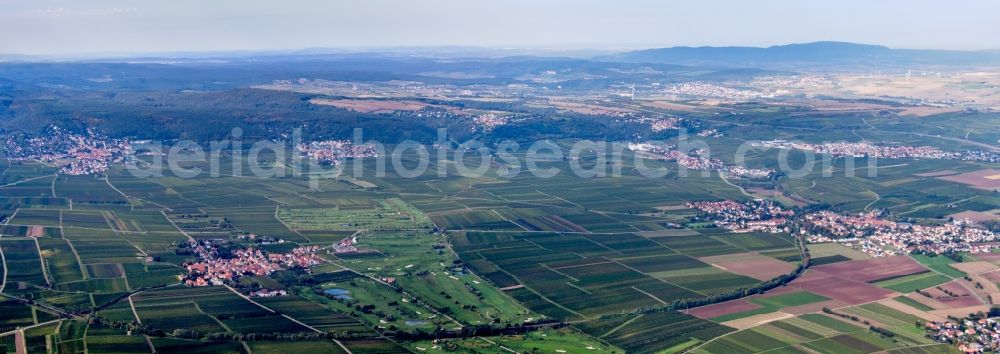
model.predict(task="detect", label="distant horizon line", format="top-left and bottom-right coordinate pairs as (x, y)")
top-left (3, 40), bottom-right (999, 61)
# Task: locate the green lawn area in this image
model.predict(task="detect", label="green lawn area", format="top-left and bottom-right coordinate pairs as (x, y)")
top-left (302, 278), bottom-right (454, 331)
top-left (335, 232), bottom-right (536, 325)
top-left (910, 254), bottom-right (966, 279)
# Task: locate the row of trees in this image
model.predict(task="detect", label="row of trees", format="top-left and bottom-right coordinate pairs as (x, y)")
top-left (91, 316), bottom-right (370, 341)
top-left (91, 311), bottom-right (563, 344)
top-left (388, 321), bottom-right (565, 341)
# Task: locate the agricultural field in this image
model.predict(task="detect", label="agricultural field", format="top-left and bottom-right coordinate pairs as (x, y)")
top-left (911, 254), bottom-right (967, 279)
top-left (129, 286), bottom-right (312, 334)
top-left (576, 311), bottom-right (735, 354)
top-left (691, 312), bottom-right (939, 354)
top-left (54, 175), bottom-right (129, 205)
top-left (677, 243), bottom-right (997, 352)
top-left (874, 272), bottom-right (952, 293)
top-left (452, 228), bottom-right (794, 321)
top-left (0, 116), bottom-right (995, 354)
top-left (254, 294), bottom-right (371, 334)
top-left (708, 291), bottom-right (831, 322)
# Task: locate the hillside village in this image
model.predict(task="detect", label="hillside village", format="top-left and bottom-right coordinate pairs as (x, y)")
top-left (628, 142), bottom-right (776, 178)
top-left (3, 127), bottom-right (133, 175)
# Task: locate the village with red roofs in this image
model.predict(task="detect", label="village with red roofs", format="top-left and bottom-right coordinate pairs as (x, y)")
top-left (182, 240), bottom-right (323, 287)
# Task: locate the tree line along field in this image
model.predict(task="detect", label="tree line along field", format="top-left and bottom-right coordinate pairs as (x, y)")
top-left (0, 131), bottom-right (995, 354)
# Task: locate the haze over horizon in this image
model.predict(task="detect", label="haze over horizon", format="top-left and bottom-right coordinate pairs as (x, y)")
top-left (2, 0), bottom-right (999, 57)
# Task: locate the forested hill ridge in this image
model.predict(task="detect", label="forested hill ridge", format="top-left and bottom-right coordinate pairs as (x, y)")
top-left (0, 42), bottom-right (997, 145)
top-left (0, 54), bottom-right (775, 143)
top-left (603, 41), bottom-right (1000, 69)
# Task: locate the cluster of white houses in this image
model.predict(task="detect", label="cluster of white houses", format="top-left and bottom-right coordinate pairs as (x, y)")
top-left (4, 127), bottom-right (133, 175)
top-left (757, 140), bottom-right (1000, 163)
top-left (686, 199), bottom-right (794, 233)
top-left (803, 211), bottom-right (998, 257)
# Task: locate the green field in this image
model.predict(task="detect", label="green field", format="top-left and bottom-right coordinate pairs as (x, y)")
top-left (577, 311), bottom-right (735, 354)
top-left (711, 291), bottom-right (830, 322)
top-left (910, 254), bottom-right (966, 279)
top-left (695, 310), bottom-right (935, 354)
top-left (892, 296), bottom-right (935, 311)
top-left (278, 198), bottom-right (433, 232)
top-left (750, 291), bottom-right (830, 309)
top-left (0, 112), bottom-right (995, 354)
top-left (874, 272), bottom-right (952, 293)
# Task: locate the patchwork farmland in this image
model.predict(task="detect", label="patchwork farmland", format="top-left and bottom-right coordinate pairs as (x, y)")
top-left (0, 138), bottom-right (997, 354)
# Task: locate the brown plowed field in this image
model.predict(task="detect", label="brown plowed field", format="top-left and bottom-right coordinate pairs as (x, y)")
top-left (701, 252), bottom-right (797, 281)
top-left (789, 270), bottom-right (896, 305)
top-left (686, 299), bottom-right (761, 319)
top-left (811, 256), bottom-right (927, 283)
top-left (937, 169), bottom-right (1000, 191)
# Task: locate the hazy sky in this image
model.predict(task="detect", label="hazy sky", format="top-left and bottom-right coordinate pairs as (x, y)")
top-left (2, 0), bottom-right (999, 56)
